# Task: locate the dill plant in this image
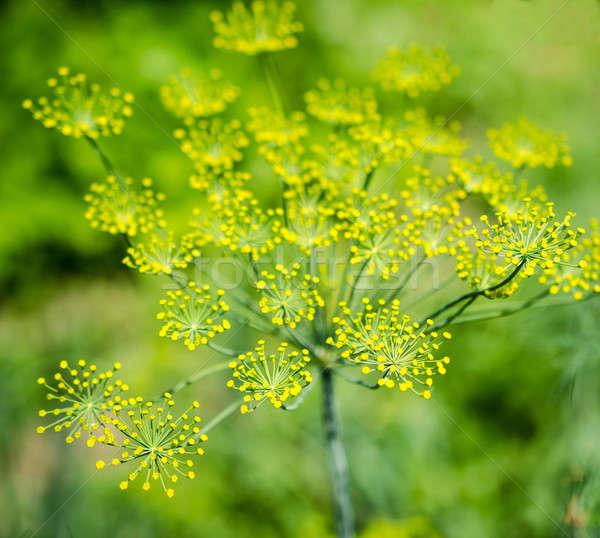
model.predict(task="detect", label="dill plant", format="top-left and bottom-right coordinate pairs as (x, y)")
top-left (25, 1), bottom-right (600, 536)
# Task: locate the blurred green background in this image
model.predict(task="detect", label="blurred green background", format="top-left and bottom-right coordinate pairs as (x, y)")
top-left (1, 0), bottom-right (600, 536)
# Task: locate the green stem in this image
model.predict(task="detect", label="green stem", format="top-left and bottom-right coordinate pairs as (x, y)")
top-left (423, 258), bottom-right (526, 327)
top-left (445, 289), bottom-right (599, 326)
top-left (334, 368), bottom-right (380, 390)
top-left (259, 54), bottom-right (284, 115)
top-left (363, 167), bottom-right (376, 191)
top-left (198, 400), bottom-right (241, 437)
top-left (84, 135), bottom-right (126, 189)
top-left (322, 368), bottom-right (355, 538)
top-left (208, 341), bottom-right (244, 357)
top-left (161, 361), bottom-right (232, 398)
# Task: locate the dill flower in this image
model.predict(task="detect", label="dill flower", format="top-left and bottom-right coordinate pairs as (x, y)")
top-left (23, 67), bottom-right (134, 138)
top-left (193, 190), bottom-right (285, 260)
top-left (304, 79), bottom-right (378, 126)
top-left (36, 359), bottom-right (130, 445)
top-left (176, 118), bottom-right (248, 174)
top-left (160, 68), bottom-right (240, 118)
top-left (328, 299), bottom-right (451, 399)
top-left (157, 282), bottom-right (231, 350)
top-left (84, 175), bottom-right (167, 237)
top-left (401, 166), bottom-right (464, 219)
top-left (450, 156), bottom-right (512, 200)
top-left (372, 45), bottom-right (460, 97)
top-left (123, 231), bottom-right (201, 275)
top-left (306, 136), bottom-right (365, 192)
top-left (454, 241), bottom-right (520, 298)
top-left (403, 108), bottom-right (467, 157)
top-left (226, 206), bottom-right (285, 261)
top-left (487, 117), bottom-right (572, 169)
top-left (284, 192), bottom-right (341, 252)
top-left (227, 340), bottom-right (312, 412)
top-left (95, 395), bottom-right (207, 497)
top-left (348, 118), bottom-right (414, 168)
top-left (539, 218), bottom-right (600, 300)
top-left (247, 107), bottom-right (308, 147)
top-left (256, 263), bottom-right (324, 328)
top-left (211, 0), bottom-right (303, 55)
top-left (477, 201), bottom-right (584, 278)
top-left (344, 193), bottom-right (411, 280)
top-left (261, 142), bottom-right (312, 187)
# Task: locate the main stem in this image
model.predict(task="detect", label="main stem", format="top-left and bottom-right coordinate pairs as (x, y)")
top-left (321, 368), bottom-right (355, 538)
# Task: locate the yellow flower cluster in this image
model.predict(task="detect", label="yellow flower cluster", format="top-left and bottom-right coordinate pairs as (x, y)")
top-left (161, 68), bottom-right (240, 118)
top-left (304, 136), bottom-right (366, 191)
top-left (23, 67), bottom-right (134, 138)
top-left (123, 231), bottom-right (202, 275)
top-left (454, 244), bottom-right (520, 298)
top-left (372, 45), bottom-right (460, 97)
top-left (283, 193), bottom-right (341, 252)
top-left (348, 118), bottom-right (414, 169)
top-left (400, 167), bottom-right (464, 258)
top-left (450, 157), bottom-right (513, 201)
top-left (157, 282), bottom-right (231, 350)
top-left (247, 107), bottom-right (308, 147)
top-left (36, 361), bottom-right (208, 498)
top-left (477, 202), bottom-right (583, 278)
top-left (176, 118), bottom-right (249, 175)
top-left (539, 219), bottom-right (600, 300)
top-left (256, 263), bottom-right (324, 328)
top-left (36, 359), bottom-right (130, 445)
top-left (227, 340), bottom-right (312, 411)
top-left (328, 299), bottom-right (451, 399)
top-left (487, 118), bottom-right (572, 169)
top-left (95, 395), bottom-right (207, 498)
top-left (192, 189), bottom-right (286, 260)
top-left (342, 193), bottom-right (411, 280)
top-left (305, 79), bottom-right (378, 125)
top-left (404, 108), bottom-right (467, 157)
top-left (84, 175), bottom-right (166, 237)
top-left (211, 0), bottom-right (303, 55)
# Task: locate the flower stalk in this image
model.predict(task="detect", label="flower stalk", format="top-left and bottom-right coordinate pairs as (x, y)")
top-left (321, 368), bottom-right (355, 538)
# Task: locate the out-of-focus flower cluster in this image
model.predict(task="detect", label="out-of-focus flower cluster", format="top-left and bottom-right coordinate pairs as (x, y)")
top-left (23, 67), bottom-right (134, 138)
top-left (488, 117), bottom-right (572, 169)
top-left (210, 0), bottom-right (303, 55)
top-left (84, 176), bottom-right (166, 237)
top-left (160, 68), bottom-right (240, 118)
top-left (372, 45), bottom-right (460, 97)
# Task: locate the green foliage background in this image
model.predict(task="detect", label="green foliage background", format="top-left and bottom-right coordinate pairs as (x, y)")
top-left (1, 1), bottom-right (599, 536)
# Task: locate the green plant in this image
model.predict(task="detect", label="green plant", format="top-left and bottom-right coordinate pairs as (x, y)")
top-left (26, 1), bottom-right (599, 536)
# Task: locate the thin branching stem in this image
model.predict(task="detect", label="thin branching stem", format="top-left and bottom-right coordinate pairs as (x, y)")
top-left (334, 368), bottom-right (380, 390)
top-left (208, 341), bottom-right (244, 357)
top-left (159, 361), bottom-right (232, 399)
top-left (423, 258), bottom-right (526, 327)
top-left (198, 400), bottom-right (242, 437)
